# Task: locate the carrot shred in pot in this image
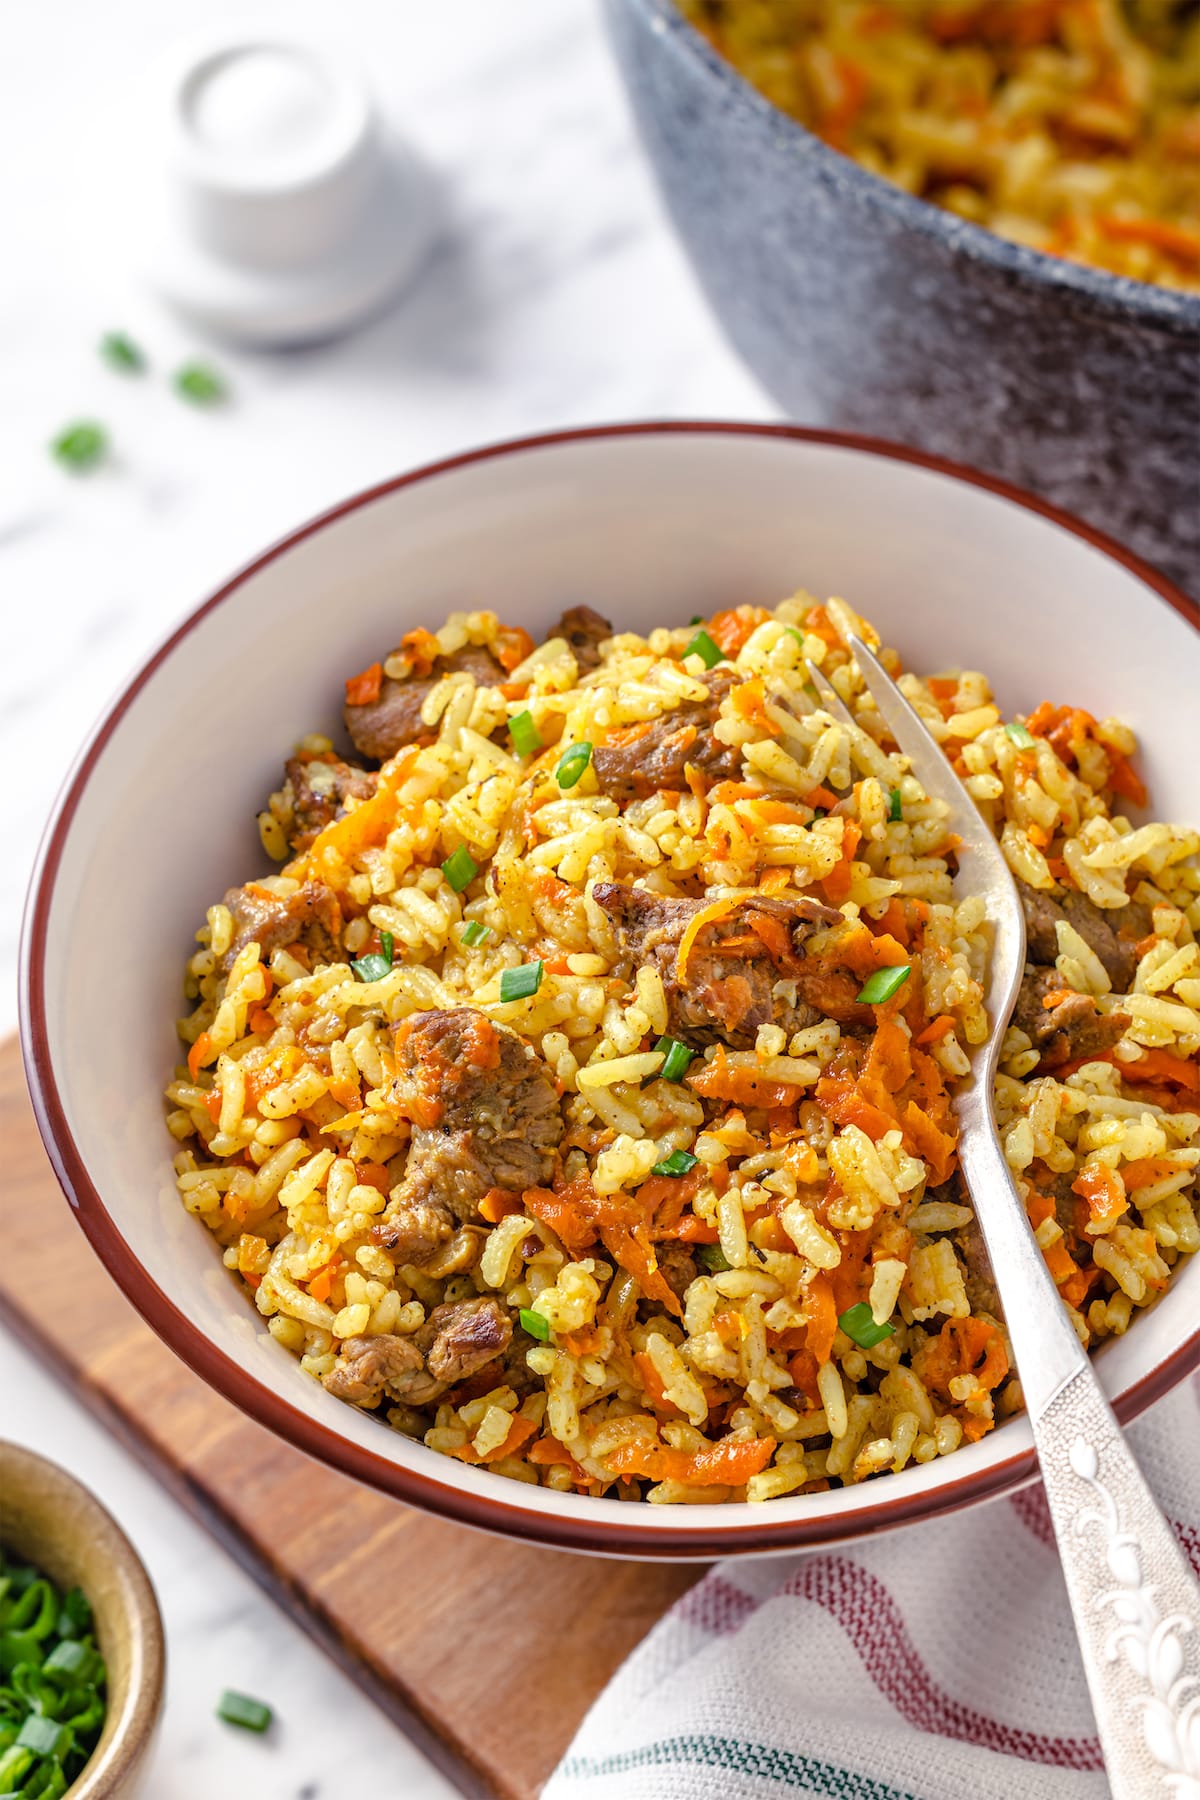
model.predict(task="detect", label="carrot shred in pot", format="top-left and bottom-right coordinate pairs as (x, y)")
top-left (606, 1435), bottom-right (776, 1487)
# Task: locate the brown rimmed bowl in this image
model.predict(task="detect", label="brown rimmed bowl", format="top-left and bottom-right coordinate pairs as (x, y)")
top-left (0, 1443), bottom-right (165, 1797)
top-left (19, 422), bottom-right (1200, 1559)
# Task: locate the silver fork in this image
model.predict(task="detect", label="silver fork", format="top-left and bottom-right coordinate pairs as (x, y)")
top-left (808, 644), bottom-right (1200, 1799)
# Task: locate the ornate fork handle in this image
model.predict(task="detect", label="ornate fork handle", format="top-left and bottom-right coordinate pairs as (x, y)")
top-left (962, 1128), bottom-right (1200, 1800)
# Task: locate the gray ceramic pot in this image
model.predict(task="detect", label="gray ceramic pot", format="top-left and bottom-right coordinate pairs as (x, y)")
top-left (605, 0), bottom-right (1200, 595)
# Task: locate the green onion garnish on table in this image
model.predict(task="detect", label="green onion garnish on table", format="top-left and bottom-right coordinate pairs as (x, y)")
top-left (216, 1689), bottom-right (273, 1732)
top-left (555, 742), bottom-right (592, 790)
top-left (508, 710), bottom-right (542, 757)
top-left (683, 628), bottom-right (722, 669)
top-left (174, 361), bottom-right (227, 405)
top-left (519, 1307), bottom-right (551, 1341)
top-left (461, 920), bottom-right (491, 947)
top-left (654, 1037), bottom-right (693, 1083)
top-left (651, 1149), bottom-right (699, 1178)
top-left (50, 420), bottom-right (108, 472)
top-left (500, 960), bottom-right (543, 1002)
top-left (838, 1302), bottom-right (895, 1349)
top-left (856, 964), bottom-right (911, 1005)
top-left (0, 1546), bottom-right (106, 1796)
top-left (1004, 721), bottom-right (1036, 749)
top-left (889, 787), bottom-right (903, 822)
top-left (441, 846), bottom-right (478, 892)
top-left (99, 330), bottom-right (145, 373)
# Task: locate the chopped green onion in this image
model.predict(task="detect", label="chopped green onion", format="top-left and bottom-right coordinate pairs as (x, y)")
top-left (655, 1037), bottom-right (693, 1083)
top-left (43, 1640), bottom-right (91, 1677)
top-left (651, 1149), bottom-right (699, 1178)
top-left (51, 420), bottom-right (107, 472)
top-left (519, 1307), bottom-right (551, 1341)
top-left (500, 960), bottom-right (543, 1002)
top-left (99, 330), bottom-right (145, 372)
top-left (555, 741), bottom-right (592, 790)
top-left (697, 1243), bottom-right (732, 1273)
top-left (174, 361), bottom-right (227, 405)
top-left (785, 626), bottom-right (804, 645)
top-left (856, 964), bottom-right (911, 1005)
top-left (683, 628), bottom-right (722, 670)
top-left (351, 954), bottom-right (392, 984)
top-left (461, 920), bottom-right (491, 947)
top-left (442, 846), bottom-right (479, 892)
top-left (57, 1589), bottom-right (91, 1636)
top-left (838, 1302), bottom-right (895, 1349)
top-left (1005, 721), bottom-right (1035, 749)
top-left (379, 930), bottom-right (394, 966)
top-left (689, 615), bottom-right (704, 624)
top-left (508, 710), bottom-right (542, 757)
top-left (15, 1715), bottom-right (67, 1756)
top-left (802, 680), bottom-right (820, 704)
top-left (889, 787), bottom-right (903, 822)
top-left (216, 1690), bottom-right (273, 1733)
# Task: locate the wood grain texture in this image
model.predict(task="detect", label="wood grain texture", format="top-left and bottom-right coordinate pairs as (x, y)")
top-left (0, 1038), bottom-right (700, 1798)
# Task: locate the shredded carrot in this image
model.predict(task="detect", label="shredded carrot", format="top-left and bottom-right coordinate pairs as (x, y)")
top-left (688, 1048), bottom-right (801, 1111)
top-left (355, 1162), bottom-right (392, 1194)
top-left (657, 1213), bottom-right (719, 1244)
top-left (247, 1006), bottom-right (275, 1036)
top-left (1072, 1163), bottom-right (1127, 1229)
top-left (308, 1257), bottom-right (345, 1305)
top-left (820, 822), bottom-right (862, 904)
top-left (450, 1415), bottom-right (538, 1465)
top-left (1120, 1049), bottom-right (1199, 1093)
top-left (561, 1326), bottom-right (604, 1357)
top-left (344, 662), bottom-right (383, 706)
top-left (915, 1317), bottom-right (1008, 1399)
top-left (529, 1434), bottom-right (587, 1480)
top-left (600, 1224), bottom-right (682, 1316)
top-left (915, 1014), bottom-right (955, 1046)
top-left (803, 605), bottom-right (841, 649)
top-left (494, 624), bottom-right (535, 673)
top-left (1096, 215), bottom-right (1200, 266)
top-left (675, 896), bottom-right (742, 982)
top-left (202, 1090), bottom-right (222, 1124)
top-left (1117, 1157), bottom-right (1179, 1193)
top-left (606, 1435), bottom-right (776, 1487)
top-left (758, 866), bottom-right (792, 895)
top-left (806, 1273), bottom-right (838, 1364)
top-left (299, 746), bottom-right (420, 886)
top-left (1041, 989), bottom-right (1074, 1009)
top-left (707, 606), bottom-right (771, 657)
top-left (785, 1348), bottom-right (821, 1404)
top-left (187, 1031), bottom-right (214, 1080)
top-left (479, 1189), bottom-right (524, 1225)
top-left (1104, 747), bottom-right (1148, 809)
top-left (522, 1186), bottom-right (600, 1253)
top-left (633, 1350), bottom-right (685, 1417)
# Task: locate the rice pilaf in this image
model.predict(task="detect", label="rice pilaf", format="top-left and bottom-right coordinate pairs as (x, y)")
top-left (166, 593), bottom-right (1200, 1503)
top-left (679, 0), bottom-right (1200, 291)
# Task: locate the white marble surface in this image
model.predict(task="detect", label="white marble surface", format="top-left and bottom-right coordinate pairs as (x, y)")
top-left (0, 2), bottom-right (768, 1794)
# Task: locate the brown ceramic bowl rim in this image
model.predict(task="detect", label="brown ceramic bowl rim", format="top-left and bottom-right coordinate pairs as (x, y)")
top-left (18, 422), bottom-right (1200, 1558)
top-left (630, 0), bottom-right (1200, 335)
top-left (0, 1442), bottom-right (165, 1797)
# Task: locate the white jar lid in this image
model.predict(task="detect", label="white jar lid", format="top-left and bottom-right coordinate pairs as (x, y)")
top-left (143, 33), bottom-right (435, 345)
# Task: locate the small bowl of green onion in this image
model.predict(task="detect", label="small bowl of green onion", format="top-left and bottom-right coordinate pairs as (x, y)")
top-left (0, 1444), bottom-right (164, 1799)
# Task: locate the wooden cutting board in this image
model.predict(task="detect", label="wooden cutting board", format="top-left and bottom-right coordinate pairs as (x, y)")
top-left (0, 1037), bottom-right (700, 1798)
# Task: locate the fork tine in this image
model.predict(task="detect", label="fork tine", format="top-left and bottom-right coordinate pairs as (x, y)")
top-left (805, 659), bottom-right (856, 728)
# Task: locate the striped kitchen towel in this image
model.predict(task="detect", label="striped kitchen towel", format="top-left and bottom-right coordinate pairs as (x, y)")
top-left (544, 1376), bottom-right (1199, 1800)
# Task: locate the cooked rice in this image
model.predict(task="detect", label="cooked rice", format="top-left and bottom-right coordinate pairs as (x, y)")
top-left (679, 0), bottom-right (1200, 291)
top-left (165, 591), bottom-right (1199, 1503)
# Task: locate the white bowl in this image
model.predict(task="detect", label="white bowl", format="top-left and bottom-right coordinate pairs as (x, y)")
top-left (21, 424), bottom-right (1200, 1559)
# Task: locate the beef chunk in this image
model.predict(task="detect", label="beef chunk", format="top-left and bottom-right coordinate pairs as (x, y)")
top-left (322, 1299), bottom-right (512, 1410)
top-left (345, 644), bottom-right (504, 763)
top-left (417, 1297), bottom-right (512, 1387)
top-left (221, 880), bottom-right (342, 973)
top-left (1017, 879), bottom-right (1149, 993)
top-left (656, 1240), bottom-right (698, 1304)
top-left (282, 756), bottom-right (378, 852)
top-left (593, 882), bottom-right (849, 1048)
top-left (372, 1008), bottom-right (563, 1265)
top-left (1013, 966), bottom-right (1130, 1070)
top-left (549, 605), bottom-right (612, 674)
top-left (321, 1333), bottom-right (423, 1407)
top-left (592, 673), bottom-right (743, 799)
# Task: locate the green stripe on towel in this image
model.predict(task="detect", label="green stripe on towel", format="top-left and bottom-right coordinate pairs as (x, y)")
top-left (559, 1734), bottom-right (920, 1797)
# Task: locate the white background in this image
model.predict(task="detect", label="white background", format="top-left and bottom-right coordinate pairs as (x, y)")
top-left (0, 2), bottom-right (768, 1794)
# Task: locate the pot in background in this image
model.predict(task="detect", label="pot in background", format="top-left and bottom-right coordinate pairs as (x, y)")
top-left (605, 0), bottom-right (1200, 595)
